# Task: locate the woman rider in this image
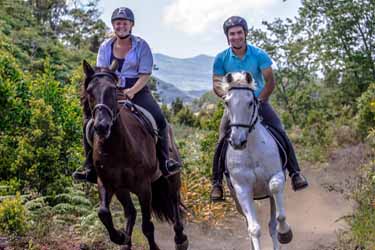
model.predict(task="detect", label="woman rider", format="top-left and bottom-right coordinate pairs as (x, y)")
top-left (73, 7), bottom-right (181, 183)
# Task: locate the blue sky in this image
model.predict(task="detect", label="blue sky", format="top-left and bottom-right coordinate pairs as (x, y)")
top-left (97, 0), bottom-right (301, 58)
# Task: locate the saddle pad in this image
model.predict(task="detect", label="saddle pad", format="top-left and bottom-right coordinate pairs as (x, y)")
top-left (118, 100), bottom-right (158, 142)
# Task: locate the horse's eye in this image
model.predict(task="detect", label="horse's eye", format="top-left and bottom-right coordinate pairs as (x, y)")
top-left (249, 101), bottom-right (253, 106)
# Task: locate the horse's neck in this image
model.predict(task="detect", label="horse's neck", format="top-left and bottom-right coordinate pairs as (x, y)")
top-left (113, 111), bottom-right (138, 153)
top-left (99, 111), bottom-right (134, 157)
top-left (247, 121), bottom-right (269, 145)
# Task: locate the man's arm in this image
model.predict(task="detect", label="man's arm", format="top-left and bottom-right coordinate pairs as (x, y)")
top-left (258, 67), bottom-right (276, 102)
top-left (213, 74), bottom-right (226, 98)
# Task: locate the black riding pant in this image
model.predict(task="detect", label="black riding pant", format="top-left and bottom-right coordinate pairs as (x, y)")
top-left (123, 78), bottom-right (167, 130)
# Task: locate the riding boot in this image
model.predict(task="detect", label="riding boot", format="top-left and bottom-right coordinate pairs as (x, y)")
top-left (280, 130), bottom-right (308, 191)
top-left (72, 119), bottom-right (97, 184)
top-left (157, 126), bottom-right (181, 177)
top-left (210, 109), bottom-right (229, 201)
top-left (210, 142), bottom-right (225, 201)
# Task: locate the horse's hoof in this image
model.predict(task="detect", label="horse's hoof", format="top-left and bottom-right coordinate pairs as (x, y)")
top-left (278, 229), bottom-right (293, 244)
top-left (111, 230), bottom-right (131, 245)
top-left (175, 239), bottom-right (189, 250)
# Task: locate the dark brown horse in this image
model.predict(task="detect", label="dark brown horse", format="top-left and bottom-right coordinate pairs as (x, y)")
top-left (82, 60), bottom-right (188, 250)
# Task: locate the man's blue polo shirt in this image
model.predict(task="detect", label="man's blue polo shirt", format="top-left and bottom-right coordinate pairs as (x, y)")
top-left (213, 44), bottom-right (273, 97)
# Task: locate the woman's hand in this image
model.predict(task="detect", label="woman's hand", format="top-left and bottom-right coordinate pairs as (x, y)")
top-left (123, 88), bottom-right (136, 99)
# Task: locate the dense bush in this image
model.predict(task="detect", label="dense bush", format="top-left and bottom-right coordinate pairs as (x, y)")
top-left (0, 193), bottom-right (28, 236)
top-left (356, 83), bottom-right (375, 138)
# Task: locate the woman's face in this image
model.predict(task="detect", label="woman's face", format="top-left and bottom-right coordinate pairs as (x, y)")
top-left (112, 19), bottom-right (134, 38)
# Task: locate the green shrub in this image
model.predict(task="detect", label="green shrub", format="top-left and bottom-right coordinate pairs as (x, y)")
top-left (350, 159), bottom-right (375, 249)
top-left (0, 193), bottom-right (28, 236)
top-left (356, 83), bottom-right (375, 138)
top-left (175, 106), bottom-right (197, 127)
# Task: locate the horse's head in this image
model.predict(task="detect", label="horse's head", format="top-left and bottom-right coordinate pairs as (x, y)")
top-left (223, 71), bottom-right (259, 150)
top-left (83, 60), bottom-right (119, 139)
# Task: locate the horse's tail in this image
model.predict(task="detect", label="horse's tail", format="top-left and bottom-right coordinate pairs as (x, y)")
top-left (151, 176), bottom-right (175, 223)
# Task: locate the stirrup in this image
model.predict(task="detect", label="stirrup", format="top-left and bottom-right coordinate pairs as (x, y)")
top-left (210, 184), bottom-right (224, 202)
top-left (291, 173), bottom-right (308, 191)
top-left (162, 160), bottom-right (181, 177)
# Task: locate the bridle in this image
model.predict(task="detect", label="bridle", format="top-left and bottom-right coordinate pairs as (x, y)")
top-left (227, 86), bottom-right (259, 134)
top-left (86, 72), bottom-right (119, 123)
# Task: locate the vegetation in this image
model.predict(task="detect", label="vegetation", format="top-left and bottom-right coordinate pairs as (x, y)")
top-left (0, 0), bottom-right (373, 249)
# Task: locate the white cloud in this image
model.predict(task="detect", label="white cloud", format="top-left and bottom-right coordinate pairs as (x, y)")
top-left (162, 0), bottom-right (277, 34)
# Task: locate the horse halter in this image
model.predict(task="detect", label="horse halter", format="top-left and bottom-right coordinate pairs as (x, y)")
top-left (227, 86), bottom-right (259, 133)
top-left (86, 72), bottom-right (119, 123)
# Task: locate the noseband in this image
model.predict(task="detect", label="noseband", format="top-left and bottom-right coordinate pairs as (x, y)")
top-left (86, 72), bottom-right (119, 123)
top-left (227, 86), bottom-right (259, 133)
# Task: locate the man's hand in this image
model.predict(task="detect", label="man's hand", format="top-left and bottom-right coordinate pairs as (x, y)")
top-left (123, 88), bottom-right (135, 99)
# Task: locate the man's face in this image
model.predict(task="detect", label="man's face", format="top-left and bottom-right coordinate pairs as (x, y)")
top-left (227, 26), bottom-right (246, 49)
top-left (112, 19), bottom-right (134, 38)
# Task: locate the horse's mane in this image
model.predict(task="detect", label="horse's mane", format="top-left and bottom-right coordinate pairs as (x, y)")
top-left (222, 72), bottom-right (257, 92)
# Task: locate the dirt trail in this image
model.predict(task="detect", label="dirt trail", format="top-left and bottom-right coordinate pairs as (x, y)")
top-left (154, 144), bottom-right (371, 250)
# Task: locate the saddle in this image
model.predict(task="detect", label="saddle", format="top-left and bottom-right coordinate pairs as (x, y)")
top-left (118, 99), bottom-right (159, 142)
top-left (214, 122), bottom-right (288, 200)
top-left (85, 99), bottom-right (159, 148)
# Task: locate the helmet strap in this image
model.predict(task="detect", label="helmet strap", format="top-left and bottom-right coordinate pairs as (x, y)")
top-left (119, 34), bottom-right (131, 40)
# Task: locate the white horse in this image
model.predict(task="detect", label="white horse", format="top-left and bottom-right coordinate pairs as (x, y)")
top-left (223, 71), bottom-right (293, 250)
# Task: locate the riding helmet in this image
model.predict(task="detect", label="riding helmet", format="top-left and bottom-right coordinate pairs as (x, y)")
top-left (111, 7), bottom-right (135, 23)
top-left (223, 16), bottom-right (248, 35)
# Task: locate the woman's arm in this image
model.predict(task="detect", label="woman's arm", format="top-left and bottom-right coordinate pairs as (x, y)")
top-left (123, 74), bottom-right (150, 99)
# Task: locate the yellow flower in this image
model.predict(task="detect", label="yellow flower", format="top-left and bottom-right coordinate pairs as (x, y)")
top-left (370, 101), bottom-right (375, 112)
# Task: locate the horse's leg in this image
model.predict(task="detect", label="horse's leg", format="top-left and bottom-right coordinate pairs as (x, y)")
top-left (138, 185), bottom-right (160, 250)
top-left (269, 197), bottom-right (279, 250)
top-left (171, 192), bottom-right (188, 250)
top-left (116, 191), bottom-right (136, 250)
top-left (98, 183), bottom-right (130, 245)
top-left (231, 174), bottom-right (261, 250)
top-left (268, 171), bottom-right (293, 244)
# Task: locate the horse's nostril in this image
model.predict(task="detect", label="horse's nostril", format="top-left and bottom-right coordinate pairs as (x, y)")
top-left (240, 140), bottom-right (247, 147)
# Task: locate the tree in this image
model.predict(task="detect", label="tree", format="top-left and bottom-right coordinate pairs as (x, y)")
top-left (57, 0), bottom-right (108, 51)
top-left (171, 97), bottom-right (184, 115)
top-left (298, 0), bottom-right (375, 101)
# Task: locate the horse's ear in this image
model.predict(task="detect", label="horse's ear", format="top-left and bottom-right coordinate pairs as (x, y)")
top-left (225, 73), bottom-right (233, 83)
top-left (245, 72), bottom-right (253, 84)
top-left (83, 60), bottom-right (95, 77)
top-left (109, 60), bottom-right (119, 72)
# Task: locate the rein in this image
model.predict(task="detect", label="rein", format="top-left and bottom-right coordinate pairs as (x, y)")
top-left (227, 86), bottom-right (259, 133)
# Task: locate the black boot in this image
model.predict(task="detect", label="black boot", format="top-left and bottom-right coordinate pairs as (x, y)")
top-left (284, 135), bottom-right (308, 191)
top-left (72, 120), bottom-right (97, 184)
top-left (267, 124), bottom-right (309, 191)
top-left (157, 126), bottom-right (181, 177)
top-left (210, 141), bottom-right (225, 202)
top-left (291, 172), bottom-right (308, 191)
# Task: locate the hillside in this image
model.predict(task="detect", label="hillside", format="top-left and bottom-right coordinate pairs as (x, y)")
top-left (153, 53), bottom-right (214, 92)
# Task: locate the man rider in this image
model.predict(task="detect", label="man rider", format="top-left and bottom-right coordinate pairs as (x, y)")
top-left (210, 16), bottom-right (308, 201)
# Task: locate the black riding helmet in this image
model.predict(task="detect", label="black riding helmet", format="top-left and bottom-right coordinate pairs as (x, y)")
top-left (111, 7), bottom-right (135, 23)
top-left (223, 16), bottom-right (248, 36)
